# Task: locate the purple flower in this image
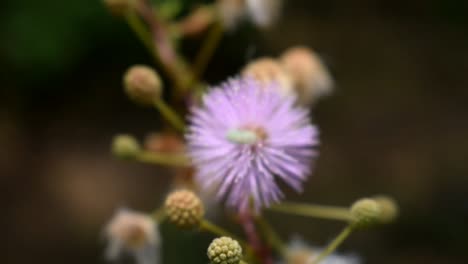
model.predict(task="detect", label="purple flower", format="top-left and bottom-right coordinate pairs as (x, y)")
top-left (186, 77), bottom-right (319, 212)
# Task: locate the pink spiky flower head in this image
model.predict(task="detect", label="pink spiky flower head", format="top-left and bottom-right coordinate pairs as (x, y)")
top-left (187, 77), bottom-right (319, 212)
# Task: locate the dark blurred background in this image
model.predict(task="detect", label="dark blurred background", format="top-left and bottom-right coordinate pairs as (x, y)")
top-left (2, 0), bottom-right (468, 263)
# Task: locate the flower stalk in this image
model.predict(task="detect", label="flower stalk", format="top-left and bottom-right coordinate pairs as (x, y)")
top-left (269, 202), bottom-right (354, 222)
top-left (255, 216), bottom-right (287, 258)
top-left (311, 224), bottom-right (356, 264)
top-left (153, 99), bottom-right (186, 132)
top-left (136, 151), bottom-right (189, 166)
top-left (192, 20), bottom-right (224, 79)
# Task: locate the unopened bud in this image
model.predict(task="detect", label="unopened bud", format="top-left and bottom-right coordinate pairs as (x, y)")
top-left (103, 0), bottom-right (134, 16)
top-left (124, 65), bottom-right (163, 105)
top-left (207, 236), bottom-right (243, 264)
top-left (242, 57), bottom-right (293, 96)
top-left (112, 134), bottom-right (141, 159)
top-left (280, 46), bottom-right (333, 106)
top-left (164, 190), bottom-right (204, 228)
top-left (144, 132), bottom-right (185, 154)
top-left (179, 6), bottom-right (215, 36)
top-left (350, 198), bottom-right (381, 228)
top-left (373, 196), bottom-right (399, 223)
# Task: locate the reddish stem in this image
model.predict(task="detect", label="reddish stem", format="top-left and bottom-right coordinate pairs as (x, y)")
top-left (135, 0), bottom-right (176, 65)
top-left (239, 211), bottom-right (273, 264)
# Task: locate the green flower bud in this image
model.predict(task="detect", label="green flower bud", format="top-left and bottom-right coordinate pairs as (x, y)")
top-left (164, 190), bottom-right (204, 228)
top-left (350, 198), bottom-right (381, 228)
top-left (373, 196), bottom-right (399, 223)
top-left (124, 65), bottom-right (163, 105)
top-left (112, 134), bottom-right (141, 159)
top-left (207, 237), bottom-right (243, 264)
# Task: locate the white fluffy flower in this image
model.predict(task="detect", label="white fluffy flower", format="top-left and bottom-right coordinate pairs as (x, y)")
top-left (104, 209), bottom-right (161, 264)
top-left (216, 0), bottom-right (282, 29)
top-left (246, 0), bottom-right (283, 28)
top-left (217, 0), bottom-right (248, 29)
top-left (284, 238), bottom-right (361, 264)
top-left (280, 46), bottom-right (334, 106)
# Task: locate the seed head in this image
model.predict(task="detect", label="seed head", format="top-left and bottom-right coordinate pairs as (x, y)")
top-left (350, 198), bottom-right (381, 228)
top-left (112, 134), bottom-right (141, 159)
top-left (207, 237), bottom-right (243, 264)
top-left (164, 190), bottom-right (204, 228)
top-left (124, 65), bottom-right (162, 105)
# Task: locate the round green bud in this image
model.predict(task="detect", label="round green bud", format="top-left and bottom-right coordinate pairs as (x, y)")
top-left (207, 237), bottom-right (243, 264)
top-left (373, 196), bottom-right (399, 223)
top-left (164, 190), bottom-right (204, 228)
top-left (350, 198), bottom-right (381, 228)
top-left (123, 65), bottom-right (163, 105)
top-left (112, 134), bottom-right (141, 159)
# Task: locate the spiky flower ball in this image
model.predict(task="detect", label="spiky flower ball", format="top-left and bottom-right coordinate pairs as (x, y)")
top-left (187, 77), bottom-right (319, 212)
top-left (350, 198), bottom-right (381, 228)
top-left (164, 190), bottom-right (204, 228)
top-left (207, 237), bottom-right (243, 264)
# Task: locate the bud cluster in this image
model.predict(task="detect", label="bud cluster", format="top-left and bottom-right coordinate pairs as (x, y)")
top-left (207, 236), bottom-right (243, 264)
top-left (164, 190), bottom-right (205, 228)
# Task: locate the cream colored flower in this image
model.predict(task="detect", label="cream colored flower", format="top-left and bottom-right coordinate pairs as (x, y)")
top-left (246, 0), bottom-right (282, 28)
top-left (280, 46), bottom-right (334, 106)
top-left (242, 57), bottom-right (294, 96)
top-left (105, 209), bottom-right (160, 264)
top-left (216, 0), bottom-right (282, 29)
top-left (216, 0), bottom-right (248, 29)
top-left (285, 238), bottom-right (361, 264)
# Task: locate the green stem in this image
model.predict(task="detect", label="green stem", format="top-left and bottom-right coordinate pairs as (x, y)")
top-left (151, 207), bottom-right (166, 222)
top-left (269, 202), bottom-right (354, 222)
top-left (125, 10), bottom-right (155, 55)
top-left (125, 4), bottom-right (188, 93)
top-left (200, 219), bottom-right (239, 240)
top-left (255, 216), bottom-right (287, 257)
top-left (311, 224), bottom-right (356, 264)
top-left (192, 21), bottom-right (224, 80)
top-left (136, 151), bottom-right (189, 166)
top-left (153, 99), bottom-right (186, 132)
